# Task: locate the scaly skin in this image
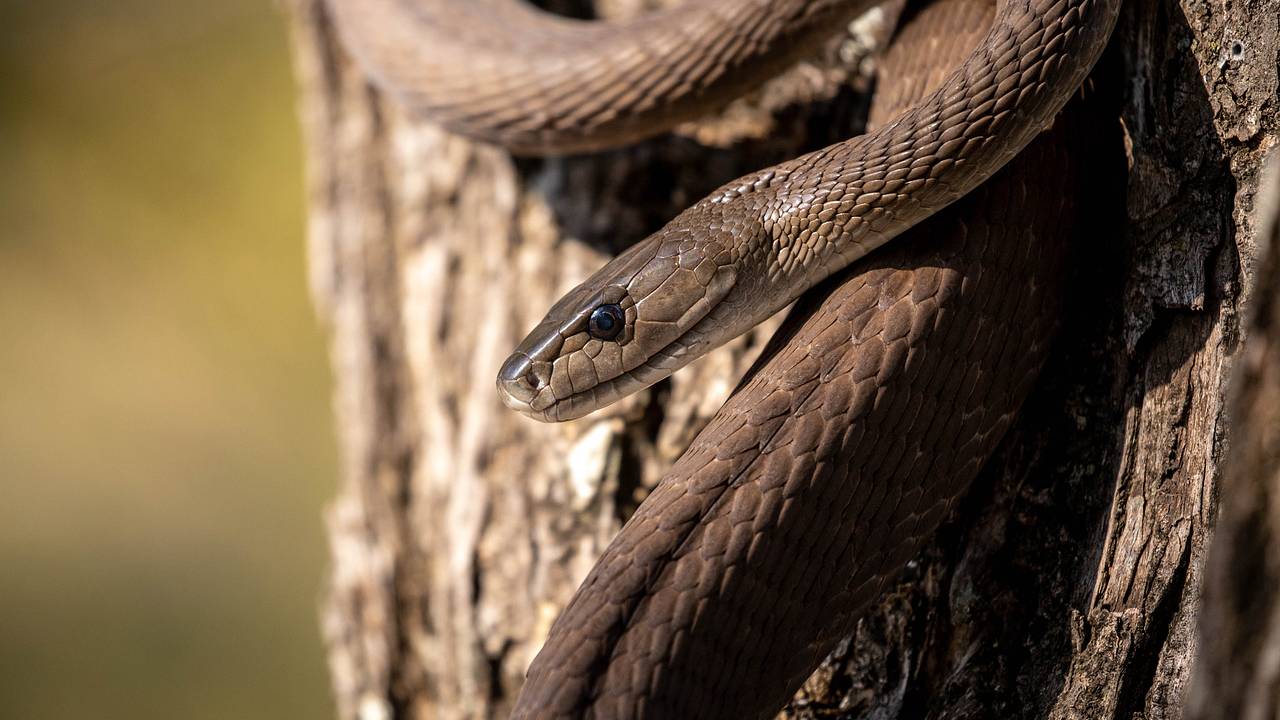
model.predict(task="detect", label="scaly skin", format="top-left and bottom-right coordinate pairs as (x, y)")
top-left (328, 0), bottom-right (880, 153)
top-left (508, 1), bottom-right (1085, 714)
top-left (472, 0), bottom-right (1120, 422)
top-left (324, 0), bottom-right (1111, 716)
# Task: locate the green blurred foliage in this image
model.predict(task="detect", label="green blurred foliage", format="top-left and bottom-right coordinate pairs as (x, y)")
top-left (0, 1), bottom-right (335, 717)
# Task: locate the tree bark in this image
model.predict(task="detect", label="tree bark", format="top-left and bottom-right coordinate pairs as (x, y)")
top-left (1186, 148), bottom-right (1280, 720)
top-left (284, 0), bottom-right (1279, 718)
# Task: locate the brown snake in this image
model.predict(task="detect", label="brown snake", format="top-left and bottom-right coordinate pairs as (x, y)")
top-left (327, 0), bottom-right (1120, 716)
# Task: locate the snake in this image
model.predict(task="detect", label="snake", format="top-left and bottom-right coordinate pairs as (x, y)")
top-left (325, 0), bottom-right (1120, 716)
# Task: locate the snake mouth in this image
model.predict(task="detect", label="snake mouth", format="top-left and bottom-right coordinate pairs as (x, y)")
top-left (497, 328), bottom-right (705, 423)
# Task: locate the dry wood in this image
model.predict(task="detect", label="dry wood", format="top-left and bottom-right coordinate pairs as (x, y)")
top-left (1187, 148), bottom-right (1280, 720)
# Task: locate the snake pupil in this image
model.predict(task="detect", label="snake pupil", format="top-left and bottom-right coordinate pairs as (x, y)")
top-left (588, 304), bottom-right (624, 340)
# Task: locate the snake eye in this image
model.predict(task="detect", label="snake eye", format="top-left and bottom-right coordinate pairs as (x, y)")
top-left (587, 304), bottom-right (625, 340)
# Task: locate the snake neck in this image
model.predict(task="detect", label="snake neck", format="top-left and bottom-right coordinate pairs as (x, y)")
top-left (599, 0), bottom-right (1123, 399)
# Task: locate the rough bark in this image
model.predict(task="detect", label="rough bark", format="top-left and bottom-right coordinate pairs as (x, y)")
top-left (1187, 148), bottom-right (1280, 720)
top-left (284, 0), bottom-right (1279, 718)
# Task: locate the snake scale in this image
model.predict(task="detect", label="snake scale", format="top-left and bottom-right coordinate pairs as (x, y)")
top-left (326, 0), bottom-right (1119, 716)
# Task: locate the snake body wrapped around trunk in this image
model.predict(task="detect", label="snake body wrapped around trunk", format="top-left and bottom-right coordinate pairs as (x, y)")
top-left (325, 0), bottom-right (1119, 716)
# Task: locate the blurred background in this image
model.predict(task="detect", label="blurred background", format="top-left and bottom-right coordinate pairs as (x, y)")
top-left (0, 1), bottom-right (335, 718)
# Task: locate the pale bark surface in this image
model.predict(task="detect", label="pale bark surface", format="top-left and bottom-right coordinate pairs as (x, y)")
top-left (1187, 150), bottom-right (1280, 720)
top-left (284, 1), bottom-right (1279, 718)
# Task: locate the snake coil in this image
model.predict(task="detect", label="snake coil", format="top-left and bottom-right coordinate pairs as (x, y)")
top-left (326, 0), bottom-right (1121, 716)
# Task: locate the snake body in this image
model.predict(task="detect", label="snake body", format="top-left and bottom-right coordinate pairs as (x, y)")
top-left (329, 0), bottom-right (881, 153)
top-left (327, 0), bottom-right (1117, 716)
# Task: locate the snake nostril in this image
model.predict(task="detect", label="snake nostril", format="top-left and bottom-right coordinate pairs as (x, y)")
top-left (528, 363), bottom-right (550, 390)
top-left (498, 353), bottom-right (548, 405)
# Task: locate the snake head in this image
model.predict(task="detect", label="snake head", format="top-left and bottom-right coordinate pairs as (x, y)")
top-left (498, 231), bottom-right (737, 422)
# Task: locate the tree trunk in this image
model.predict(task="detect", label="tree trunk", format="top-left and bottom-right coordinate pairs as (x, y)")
top-left (284, 0), bottom-right (1279, 718)
top-left (1186, 149), bottom-right (1280, 720)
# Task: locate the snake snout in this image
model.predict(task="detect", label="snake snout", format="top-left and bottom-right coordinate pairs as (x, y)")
top-left (496, 353), bottom-right (549, 412)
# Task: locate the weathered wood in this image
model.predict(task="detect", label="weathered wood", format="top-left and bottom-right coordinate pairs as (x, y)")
top-left (284, 1), bottom-right (1278, 717)
top-left (1187, 148), bottom-right (1280, 720)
